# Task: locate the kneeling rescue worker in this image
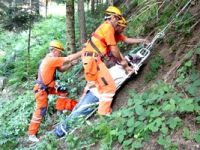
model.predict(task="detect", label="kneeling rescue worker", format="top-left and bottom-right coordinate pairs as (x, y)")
top-left (28, 40), bottom-right (81, 142)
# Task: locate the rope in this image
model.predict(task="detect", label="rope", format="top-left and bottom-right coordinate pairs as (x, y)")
top-left (146, 0), bottom-right (193, 50)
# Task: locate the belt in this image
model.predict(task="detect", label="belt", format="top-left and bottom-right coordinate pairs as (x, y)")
top-left (84, 51), bottom-right (98, 57)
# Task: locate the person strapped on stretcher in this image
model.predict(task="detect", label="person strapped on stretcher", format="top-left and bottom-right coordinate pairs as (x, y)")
top-left (54, 52), bottom-right (142, 137)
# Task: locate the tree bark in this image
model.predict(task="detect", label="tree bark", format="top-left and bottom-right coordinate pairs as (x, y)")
top-left (45, 0), bottom-right (48, 17)
top-left (108, 0), bottom-right (113, 6)
top-left (78, 0), bottom-right (87, 45)
top-left (27, 0), bottom-right (32, 77)
top-left (66, 0), bottom-right (76, 53)
top-left (31, 0), bottom-right (40, 14)
top-left (91, 0), bottom-right (95, 14)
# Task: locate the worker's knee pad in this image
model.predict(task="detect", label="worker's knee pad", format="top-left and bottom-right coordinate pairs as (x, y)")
top-left (40, 107), bottom-right (47, 117)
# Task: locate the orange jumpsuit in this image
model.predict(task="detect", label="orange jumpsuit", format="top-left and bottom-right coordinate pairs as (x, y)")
top-left (55, 96), bottom-right (77, 111)
top-left (81, 21), bottom-right (127, 115)
top-left (28, 55), bottom-right (77, 135)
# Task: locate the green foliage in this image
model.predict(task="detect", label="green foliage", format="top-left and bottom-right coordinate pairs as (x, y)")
top-left (0, 16), bottom-right (66, 85)
top-left (1, 6), bottom-right (39, 31)
top-left (175, 12), bottom-right (195, 37)
top-left (61, 63), bottom-right (86, 98)
top-left (0, 91), bottom-right (34, 148)
top-left (64, 80), bottom-right (200, 149)
top-left (128, 0), bottom-right (158, 36)
top-left (157, 134), bottom-right (178, 149)
top-left (176, 49), bottom-right (200, 98)
top-left (182, 127), bottom-right (190, 140)
top-left (193, 130), bottom-right (200, 143)
top-left (144, 54), bottom-right (164, 83)
top-left (195, 44), bottom-right (200, 55)
top-left (31, 133), bottom-right (59, 149)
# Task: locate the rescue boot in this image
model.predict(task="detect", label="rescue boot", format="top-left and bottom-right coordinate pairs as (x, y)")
top-left (28, 135), bottom-right (39, 142)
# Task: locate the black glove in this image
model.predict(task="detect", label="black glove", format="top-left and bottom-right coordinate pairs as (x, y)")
top-left (57, 86), bottom-right (68, 92)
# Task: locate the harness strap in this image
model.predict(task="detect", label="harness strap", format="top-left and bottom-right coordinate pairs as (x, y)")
top-left (89, 37), bottom-right (102, 56)
top-left (90, 32), bottom-right (111, 56)
top-left (35, 59), bottom-right (55, 91)
top-left (92, 32), bottom-right (106, 45)
top-left (35, 80), bottom-right (48, 91)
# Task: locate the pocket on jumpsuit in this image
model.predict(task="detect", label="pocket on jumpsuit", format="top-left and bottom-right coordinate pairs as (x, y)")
top-left (35, 90), bottom-right (48, 106)
top-left (84, 58), bottom-right (98, 81)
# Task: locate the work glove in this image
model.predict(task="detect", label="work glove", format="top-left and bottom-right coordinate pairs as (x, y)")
top-left (133, 64), bottom-right (140, 74)
top-left (126, 54), bottom-right (142, 64)
top-left (57, 85), bottom-right (68, 92)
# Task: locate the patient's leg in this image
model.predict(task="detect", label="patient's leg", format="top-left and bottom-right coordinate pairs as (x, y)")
top-left (54, 91), bottom-right (99, 137)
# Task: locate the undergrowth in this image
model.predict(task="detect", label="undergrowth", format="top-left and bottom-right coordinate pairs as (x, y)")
top-left (65, 65), bottom-right (200, 149)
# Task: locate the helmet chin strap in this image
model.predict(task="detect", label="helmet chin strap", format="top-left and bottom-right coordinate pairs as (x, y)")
top-left (104, 15), bottom-right (111, 20)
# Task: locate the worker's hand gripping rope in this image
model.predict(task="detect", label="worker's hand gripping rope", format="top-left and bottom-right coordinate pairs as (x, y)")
top-left (133, 64), bottom-right (139, 74)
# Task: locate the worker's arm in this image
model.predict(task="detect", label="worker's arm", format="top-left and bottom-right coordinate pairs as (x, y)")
top-left (64, 51), bottom-right (82, 63)
top-left (58, 51), bottom-right (82, 72)
top-left (124, 38), bottom-right (149, 44)
top-left (58, 63), bottom-right (72, 72)
top-left (110, 45), bottom-right (134, 74)
top-left (109, 45), bottom-right (123, 62)
top-left (58, 59), bottom-right (79, 72)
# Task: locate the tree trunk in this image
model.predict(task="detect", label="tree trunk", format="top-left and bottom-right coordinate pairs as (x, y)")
top-left (45, 0), bottom-right (48, 17)
top-left (91, 0), bottom-right (95, 14)
top-left (108, 0), bottom-right (113, 6)
top-left (27, 0), bottom-right (32, 78)
top-left (78, 0), bottom-right (87, 45)
top-left (31, 0), bottom-right (40, 14)
top-left (86, 0), bottom-right (90, 11)
top-left (35, 0), bottom-right (40, 14)
top-left (66, 0), bottom-right (75, 53)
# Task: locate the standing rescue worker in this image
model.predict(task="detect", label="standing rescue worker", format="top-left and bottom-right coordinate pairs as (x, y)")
top-left (81, 6), bottom-right (148, 116)
top-left (28, 40), bottom-right (81, 142)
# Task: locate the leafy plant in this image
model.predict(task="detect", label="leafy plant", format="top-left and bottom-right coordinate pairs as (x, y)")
top-left (193, 130), bottom-right (200, 143)
top-left (182, 127), bottom-right (190, 140)
top-left (144, 54), bottom-right (164, 83)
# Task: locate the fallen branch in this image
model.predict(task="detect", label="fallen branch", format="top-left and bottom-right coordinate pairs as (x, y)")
top-left (164, 51), bottom-right (194, 82)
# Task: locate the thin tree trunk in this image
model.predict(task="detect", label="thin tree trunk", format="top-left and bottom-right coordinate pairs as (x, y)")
top-left (66, 0), bottom-right (75, 53)
top-left (91, 0), bottom-right (95, 14)
top-left (108, 0), bottom-right (113, 6)
top-left (45, 0), bottom-right (48, 17)
top-left (31, 0), bottom-right (40, 14)
top-left (86, 0), bottom-right (90, 11)
top-left (27, 0), bottom-right (32, 78)
top-left (35, 0), bottom-right (40, 14)
top-left (78, 0), bottom-right (86, 45)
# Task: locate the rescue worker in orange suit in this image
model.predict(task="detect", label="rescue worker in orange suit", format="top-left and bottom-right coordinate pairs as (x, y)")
top-left (81, 6), bottom-right (148, 116)
top-left (55, 88), bottom-right (77, 112)
top-left (28, 40), bottom-right (81, 142)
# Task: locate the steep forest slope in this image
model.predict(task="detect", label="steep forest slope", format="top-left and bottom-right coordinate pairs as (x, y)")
top-left (0, 0), bottom-right (200, 149)
top-left (114, 1), bottom-right (200, 109)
